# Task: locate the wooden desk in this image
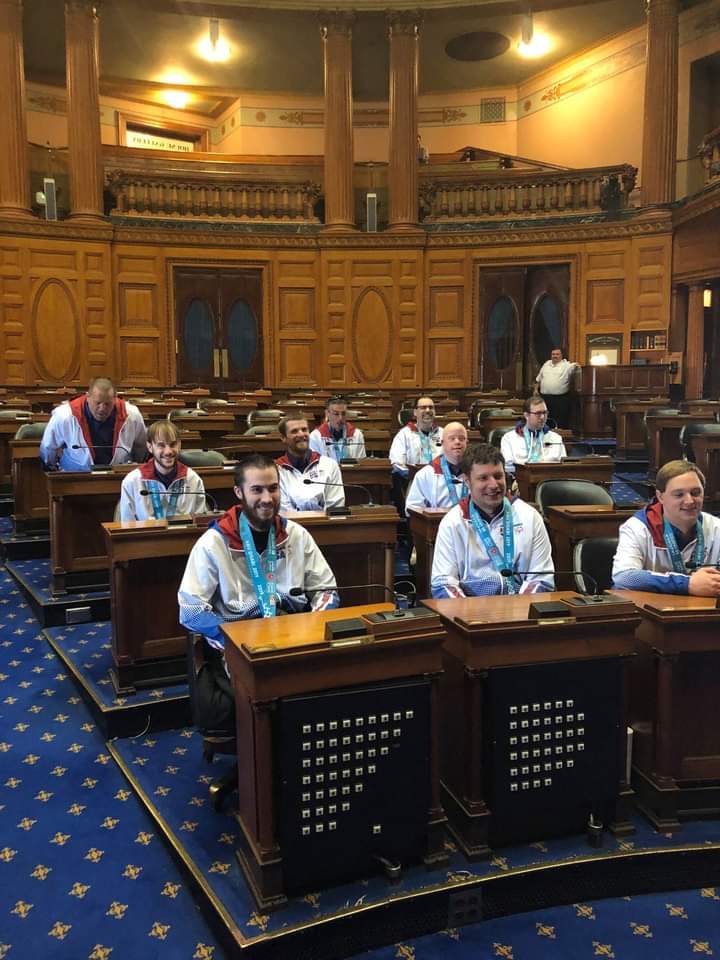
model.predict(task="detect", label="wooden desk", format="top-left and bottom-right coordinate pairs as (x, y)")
top-left (47, 464), bottom-right (239, 594)
top-left (614, 400), bottom-right (669, 455)
top-left (514, 457), bottom-right (614, 502)
top-left (646, 413), bottom-right (709, 477)
top-left (609, 591), bottom-right (720, 831)
top-left (0, 415), bottom-right (48, 490)
top-left (407, 507), bottom-right (448, 600)
top-left (340, 458), bottom-right (392, 505)
top-left (684, 431), bottom-right (720, 500)
top-left (423, 592), bottom-right (638, 854)
top-left (546, 505), bottom-right (634, 588)
top-left (165, 413), bottom-right (238, 447)
top-left (223, 603), bottom-right (448, 907)
top-left (101, 506), bottom-right (399, 691)
top-left (10, 430), bottom-right (203, 536)
top-left (283, 506), bottom-right (398, 600)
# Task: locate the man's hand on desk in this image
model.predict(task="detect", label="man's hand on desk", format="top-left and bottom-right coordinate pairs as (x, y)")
top-left (688, 567), bottom-right (720, 597)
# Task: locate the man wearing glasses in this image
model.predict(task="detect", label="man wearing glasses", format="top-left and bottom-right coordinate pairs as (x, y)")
top-left (612, 460), bottom-right (720, 595)
top-left (500, 395), bottom-right (566, 475)
top-left (389, 396), bottom-right (443, 477)
top-left (309, 395), bottom-right (366, 462)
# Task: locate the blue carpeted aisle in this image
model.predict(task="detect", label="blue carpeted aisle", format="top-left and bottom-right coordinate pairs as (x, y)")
top-left (356, 886), bottom-right (720, 959)
top-left (0, 565), bottom-right (225, 959)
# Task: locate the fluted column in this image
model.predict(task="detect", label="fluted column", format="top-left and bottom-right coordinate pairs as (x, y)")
top-left (640, 0), bottom-right (678, 204)
top-left (0, 0), bottom-right (31, 218)
top-left (685, 284), bottom-right (704, 399)
top-left (387, 10), bottom-right (422, 231)
top-left (320, 11), bottom-right (355, 232)
top-left (65, 0), bottom-right (104, 221)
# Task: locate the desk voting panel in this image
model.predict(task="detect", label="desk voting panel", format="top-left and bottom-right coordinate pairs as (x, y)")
top-left (423, 593), bottom-right (638, 855)
top-left (102, 506), bottom-right (398, 693)
top-left (610, 591), bottom-right (720, 831)
top-left (222, 604), bottom-right (448, 909)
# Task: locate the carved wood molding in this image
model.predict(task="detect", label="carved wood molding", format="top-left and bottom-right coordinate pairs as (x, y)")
top-left (0, 216), bottom-right (113, 241)
top-left (426, 218), bottom-right (673, 246)
top-left (672, 183), bottom-right (720, 227)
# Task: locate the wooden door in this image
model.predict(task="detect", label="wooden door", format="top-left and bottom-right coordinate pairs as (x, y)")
top-left (477, 268), bottom-right (525, 392)
top-left (525, 264), bottom-right (570, 385)
top-left (174, 267), bottom-right (264, 388)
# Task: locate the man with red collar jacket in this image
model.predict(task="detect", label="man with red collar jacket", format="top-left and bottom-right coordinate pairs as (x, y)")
top-left (40, 377), bottom-right (147, 471)
top-left (120, 420), bottom-right (206, 521)
top-left (500, 396), bottom-right (566, 475)
top-left (431, 443), bottom-right (554, 598)
top-left (389, 396), bottom-right (443, 476)
top-left (276, 414), bottom-right (345, 512)
top-left (309, 395), bottom-right (367, 462)
top-left (178, 455), bottom-right (338, 728)
top-left (612, 460), bottom-right (720, 595)
top-left (406, 421), bottom-right (468, 511)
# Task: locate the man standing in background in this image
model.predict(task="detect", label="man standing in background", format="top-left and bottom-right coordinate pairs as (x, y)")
top-left (535, 347), bottom-right (581, 429)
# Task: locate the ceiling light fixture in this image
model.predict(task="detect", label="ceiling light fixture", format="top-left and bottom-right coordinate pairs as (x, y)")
top-left (198, 18), bottom-right (230, 62)
top-left (704, 288), bottom-right (713, 308)
top-left (163, 89), bottom-right (189, 110)
top-left (517, 9), bottom-right (551, 58)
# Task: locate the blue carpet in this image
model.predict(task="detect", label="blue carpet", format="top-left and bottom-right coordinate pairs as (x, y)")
top-left (110, 726), bottom-right (720, 943)
top-left (0, 565), bottom-right (225, 958)
top-left (44, 621), bottom-right (189, 712)
top-left (358, 886), bottom-right (720, 958)
top-left (0, 516), bottom-right (14, 537)
top-left (6, 558), bottom-right (110, 604)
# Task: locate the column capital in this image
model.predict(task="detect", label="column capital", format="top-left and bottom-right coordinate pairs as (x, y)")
top-left (0, 0), bottom-right (24, 11)
top-left (386, 9), bottom-right (423, 36)
top-left (318, 10), bottom-right (355, 38)
top-left (645, 0), bottom-right (679, 17)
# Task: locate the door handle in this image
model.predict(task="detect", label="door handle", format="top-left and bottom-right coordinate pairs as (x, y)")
top-left (213, 348), bottom-right (220, 378)
top-left (221, 348), bottom-right (229, 378)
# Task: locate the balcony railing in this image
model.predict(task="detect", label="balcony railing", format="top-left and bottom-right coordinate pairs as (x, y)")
top-left (104, 146), bottom-right (323, 223)
top-left (699, 127), bottom-right (720, 185)
top-left (418, 163), bottom-right (637, 221)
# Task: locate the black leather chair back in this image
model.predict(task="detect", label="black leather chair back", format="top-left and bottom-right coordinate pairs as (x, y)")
top-left (573, 536), bottom-right (619, 594)
top-left (679, 422), bottom-right (720, 462)
top-left (535, 478), bottom-right (613, 519)
top-left (178, 449), bottom-right (225, 467)
top-left (488, 426), bottom-right (513, 449)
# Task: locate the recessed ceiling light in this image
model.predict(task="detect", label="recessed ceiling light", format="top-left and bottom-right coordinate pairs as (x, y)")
top-left (163, 89), bottom-right (189, 109)
top-left (445, 31), bottom-right (510, 62)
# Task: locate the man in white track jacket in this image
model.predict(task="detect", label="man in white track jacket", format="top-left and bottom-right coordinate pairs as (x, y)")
top-left (276, 415), bottom-right (345, 512)
top-left (431, 443), bottom-right (554, 598)
top-left (406, 421), bottom-right (469, 511)
top-left (120, 419), bottom-right (207, 521)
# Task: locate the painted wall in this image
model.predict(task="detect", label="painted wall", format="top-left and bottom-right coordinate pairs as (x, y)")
top-left (677, 0), bottom-right (720, 197)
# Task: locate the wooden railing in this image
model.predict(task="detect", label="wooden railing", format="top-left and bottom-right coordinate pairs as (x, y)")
top-left (418, 163), bottom-right (637, 220)
top-left (699, 127), bottom-right (720, 185)
top-left (104, 146), bottom-right (323, 223)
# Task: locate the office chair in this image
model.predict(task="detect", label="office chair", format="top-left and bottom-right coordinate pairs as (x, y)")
top-left (178, 449), bottom-right (226, 467)
top-left (535, 478), bottom-right (613, 520)
top-left (0, 409), bottom-right (33, 419)
top-left (168, 407), bottom-right (209, 420)
top-left (572, 536), bottom-right (619, 594)
top-left (488, 425), bottom-right (514, 449)
top-left (243, 424), bottom-right (279, 436)
top-left (246, 408), bottom-right (284, 429)
top-left (679, 422), bottom-right (720, 463)
top-left (14, 422), bottom-right (46, 440)
top-left (188, 633), bottom-right (238, 810)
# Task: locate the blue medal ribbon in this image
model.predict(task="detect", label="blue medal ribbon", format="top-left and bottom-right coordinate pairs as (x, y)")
top-left (330, 429), bottom-right (346, 462)
top-left (469, 497), bottom-right (517, 593)
top-left (239, 512), bottom-right (278, 618)
top-left (440, 456), bottom-right (467, 506)
top-left (663, 517), bottom-right (704, 574)
top-left (523, 426), bottom-right (543, 463)
top-left (418, 429), bottom-right (435, 463)
top-left (146, 480), bottom-right (182, 519)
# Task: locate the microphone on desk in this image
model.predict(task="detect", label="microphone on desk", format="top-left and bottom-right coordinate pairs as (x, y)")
top-left (68, 442), bottom-right (134, 469)
top-left (302, 477), bottom-right (375, 509)
top-left (290, 581), bottom-right (434, 622)
top-left (495, 568), bottom-right (631, 617)
top-left (139, 488), bottom-right (220, 512)
top-left (498, 567), bottom-right (600, 597)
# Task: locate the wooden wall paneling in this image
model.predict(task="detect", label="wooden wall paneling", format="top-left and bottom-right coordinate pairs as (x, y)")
top-left (393, 253), bottom-right (423, 387)
top-left (631, 234), bottom-right (672, 330)
top-left (583, 239), bottom-right (628, 361)
top-left (425, 252), bottom-right (471, 388)
top-left (322, 254), bottom-right (349, 386)
top-left (275, 251), bottom-right (319, 387)
top-left (114, 245), bottom-right (166, 385)
top-left (672, 208), bottom-right (720, 283)
top-left (0, 239), bottom-right (27, 382)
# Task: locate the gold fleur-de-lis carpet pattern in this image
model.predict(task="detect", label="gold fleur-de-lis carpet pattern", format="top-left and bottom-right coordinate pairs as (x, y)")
top-left (0, 566), bottom-right (222, 958)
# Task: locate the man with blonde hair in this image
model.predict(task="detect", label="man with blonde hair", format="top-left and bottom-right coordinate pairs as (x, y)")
top-left (612, 459), bottom-right (720, 595)
top-left (275, 414), bottom-right (344, 512)
top-left (406, 421), bottom-right (468, 510)
top-left (120, 420), bottom-right (207, 521)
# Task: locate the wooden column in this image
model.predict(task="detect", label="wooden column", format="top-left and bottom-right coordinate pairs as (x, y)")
top-left (387, 10), bottom-right (422, 232)
top-left (0, 0), bottom-right (31, 218)
top-left (320, 12), bottom-right (355, 233)
top-left (640, 0), bottom-right (678, 204)
top-left (65, 0), bottom-right (104, 221)
top-left (685, 283), bottom-right (704, 400)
